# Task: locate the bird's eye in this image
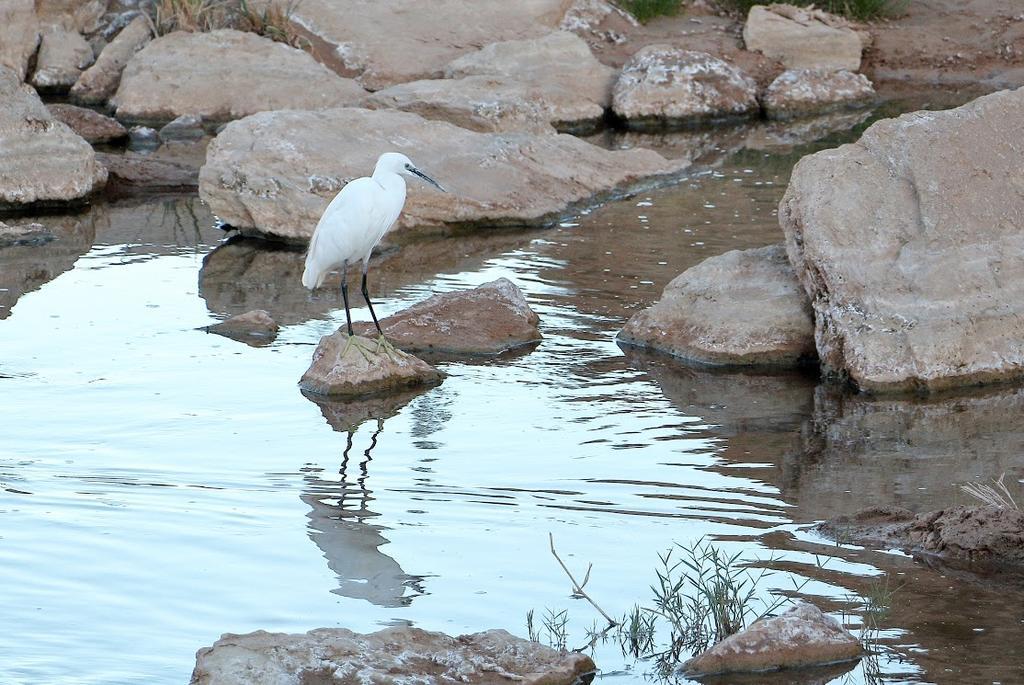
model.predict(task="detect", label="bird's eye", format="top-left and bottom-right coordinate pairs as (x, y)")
top-left (404, 164), bottom-right (413, 171)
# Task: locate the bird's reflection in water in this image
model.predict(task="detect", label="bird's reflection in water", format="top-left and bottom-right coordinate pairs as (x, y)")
top-left (302, 407), bottom-right (428, 608)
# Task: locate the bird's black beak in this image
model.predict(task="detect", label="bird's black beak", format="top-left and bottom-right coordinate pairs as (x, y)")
top-left (410, 167), bottom-right (446, 193)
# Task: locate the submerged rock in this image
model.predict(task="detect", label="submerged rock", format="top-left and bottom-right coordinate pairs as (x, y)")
top-left (205, 309), bottom-right (279, 345)
top-left (743, 4), bottom-right (865, 72)
top-left (617, 245), bottom-right (816, 367)
top-left (159, 113), bottom-right (204, 142)
top-left (353, 278), bottom-right (542, 355)
top-left (70, 15), bottom-right (151, 105)
top-left (127, 125), bottom-right (159, 150)
top-left (682, 602), bottom-right (862, 677)
top-left (47, 103), bottom-right (127, 143)
top-left (611, 46), bottom-right (759, 130)
top-left (199, 107), bottom-right (681, 241)
top-left (96, 151), bottom-right (199, 191)
top-left (780, 88), bottom-right (1024, 393)
top-left (190, 627), bottom-right (595, 685)
top-left (762, 69), bottom-right (875, 120)
top-left (0, 221), bottom-right (54, 247)
top-left (300, 332), bottom-right (444, 398)
top-left (112, 30), bottom-right (366, 125)
top-left (0, 0), bottom-right (39, 82)
top-left (31, 25), bottom-right (94, 91)
top-left (817, 505), bottom-right (1024, 569)
top-left (0, 68), bottom-right (107, 209)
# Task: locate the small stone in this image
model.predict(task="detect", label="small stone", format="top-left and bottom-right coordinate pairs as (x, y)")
top-left (612, 46), bottom-right (759, 130)
top-left (206, 309), bottom-right (279, 344)
top-left (743, 4), bottom-right (865, 71)
top-left (353, 278), bottom-right (542, 355)
top-left (762, 69), bottom-right (875, 120)
top-left (47, 103), bottom-right (127, 143)
top-left (190, 627), bottom-right (595, 685)
top-left (299, 332), bottom-right (444, 398)
top-left (70, 15), bottom-right (151, 105)
top-left (617, 245), bottom-right (816, 367)
top-left (128, 125), bottom-right (159, 151)
top-left (31, 26), bottom-right (95, 91)
top-left (159, 113), bottom-right (204, 142)
top-left (682, 602), bottom-right (862, 677)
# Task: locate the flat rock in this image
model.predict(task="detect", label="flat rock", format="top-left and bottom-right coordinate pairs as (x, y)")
top-left (743, 4), bottom-right (865, 72)
top-left (190, 627), bottom-right (595, 685)
top-left (611, 46), bottom-right (759, 129)
top-left (299, 332), bottom-right (444, 398)
top-left (817, 505), bottom-right (1024, 568)
top-left (206, 309), bottom-right (278, 345)
top-left (112, 29), bottom-right (366, 125)
top-left (365, 75), bottom-right (587, 134)
top-left (278, 0), bottom-right (570, 90)
top-left (780, 88), bottom-right (1024, 393)
top-left (617, 245), bottom-right (816, 367)
top-left (47, 103), bottom-right (127, 143)
top-left (353, 278), bottom-right (541, 355)
top-left (95, 151), bottom-right (199, 190)
top-left (682, 602), bottom-right (862, 677)
top-left (70, 14), bottom-right (151, 105)
top-left (199, 107), bottom-right (681, 241)
top-left (0, 67), bottom-right (107, 209)
top-left (31, 25), bottom-right (94, 91)
top-left (763, 69), bottom-right (875, 120)
top-left (0, 0), bottom-right (39, 81)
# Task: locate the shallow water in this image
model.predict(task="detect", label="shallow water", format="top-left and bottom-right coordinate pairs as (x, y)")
top-left (2, 103), bottom-right (1023, 685)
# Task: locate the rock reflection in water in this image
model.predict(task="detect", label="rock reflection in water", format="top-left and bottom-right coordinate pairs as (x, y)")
top-left (302, 390), bottom-right (429, 607)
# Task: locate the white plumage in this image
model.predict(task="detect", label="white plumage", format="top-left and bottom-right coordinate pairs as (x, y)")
top-left (301, 152), bottom-right (445, 337)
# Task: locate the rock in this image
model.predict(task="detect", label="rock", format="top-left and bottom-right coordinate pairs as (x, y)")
top-left (158, 113), bottom-right (204, 142)
top-left (31, 26), bottom-right (94, 91)
top-left (743, 4), bottom-right (865, 72)
top-left (112, 30), bottom-right (366, 126)
top-left (70, 15), bottom-right (151, 105)
top-left (444, 31), bottom-right (616, 120)
top-left (352, 278), bottom-right (542, 355)
top-left (127, 125), bottom-right (158, 150)
top-left (0, 221), bottom-right (54, 247)
top-left (46, 103), bottom-right (127, 143)
top-left (682, 602), bottom-right (862, 677)
top-left (96, 151), bottom-right (199, 190)
top-left (762, 69), bottom-right (875, 120)
top-left (780, 88), bottom-right (1024, 393)
top-left (206, 309), bottom-right (278, 345)
top-left (817, 505), bottom-right (1024, 568)
top-left (278, 0), bottom-right (570, 90)
top-left (190, 627), bottom-right (595, 685)
top-left (299, 332), bottom-right (443, 398)
top-left (0, 67), bottom-right (107, 209)
top-left (617, 245), bottom-right (816, 367)
top-left (0, 0), bottom-right (39, 82)
top-left (559, 0), bottom-right (637, 44)
top-left (199, 107), bottom-right (681, 241)
top-left (611, 46), bottom-right (759, 130)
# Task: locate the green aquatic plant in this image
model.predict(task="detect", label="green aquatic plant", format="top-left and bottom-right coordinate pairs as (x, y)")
top-left (615, 0), bottom-right (682, 23)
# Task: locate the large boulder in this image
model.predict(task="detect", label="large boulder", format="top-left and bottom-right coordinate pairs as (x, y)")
top-left (190, 627), bottom-right (596, 685)
top-left (0, 68), bottom-right (107, 209)
top-left (743, 4), bottom-right (865, 72)
top-left (111, 29), bottom-right (366, 125)
top-left (617, 245), bottom-right (816, 367)
top-left (31, 25), bottom-right (94, 91)
top-left (762, 69), bottom-right (875, 120)
top-left (275, 0), bottom-right (570, 90)
top-left (199, 107), bottom-right (681, 241)
top-left (299, 332), bottom-right (444, 398)
top-left (780, 88), bottom-right (1024, 393)
top-left (682, 602), bottom-right (862, 677)
top-left (611, 47), bottom-right (759, 130)
top-left (353, 278), bottom-right (542, 355)
top-left (0, 0), bottom-right (39, 81)
top-left (70, 15), bottom-right (151, 105)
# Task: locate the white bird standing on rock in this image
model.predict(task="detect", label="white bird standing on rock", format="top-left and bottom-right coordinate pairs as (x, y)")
top-left (302, 152), bottom-right (446, 349)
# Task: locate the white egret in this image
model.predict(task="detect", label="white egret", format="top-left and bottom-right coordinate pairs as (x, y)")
top-left (301, 152), bottom-right (446, 345)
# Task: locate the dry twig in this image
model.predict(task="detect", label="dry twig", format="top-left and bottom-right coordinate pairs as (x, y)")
top-left (548, 532), bottom-right (618, 627)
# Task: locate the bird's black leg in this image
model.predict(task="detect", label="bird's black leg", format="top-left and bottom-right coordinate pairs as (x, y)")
top-left (361, 268), bottom-right (383, 336)
top-left (339, 261), bottom-right (354, 336)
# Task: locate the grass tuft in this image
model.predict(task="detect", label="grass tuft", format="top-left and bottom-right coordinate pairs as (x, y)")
top-left (149, 0), bottom-right (308, 49)
top-left (614, 0), bottom-right (682, 23)
top-left (722, 0), bottom-right (906, 21)
top-left (961, 473), bottom-right (1020, 510)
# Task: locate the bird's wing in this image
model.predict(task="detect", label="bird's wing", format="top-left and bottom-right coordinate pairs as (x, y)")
top-left (305, 178), bottom-right (380, 272)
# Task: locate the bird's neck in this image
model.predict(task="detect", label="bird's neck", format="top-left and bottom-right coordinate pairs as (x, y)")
top-left (372, 170), bottom-right (406, 194)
